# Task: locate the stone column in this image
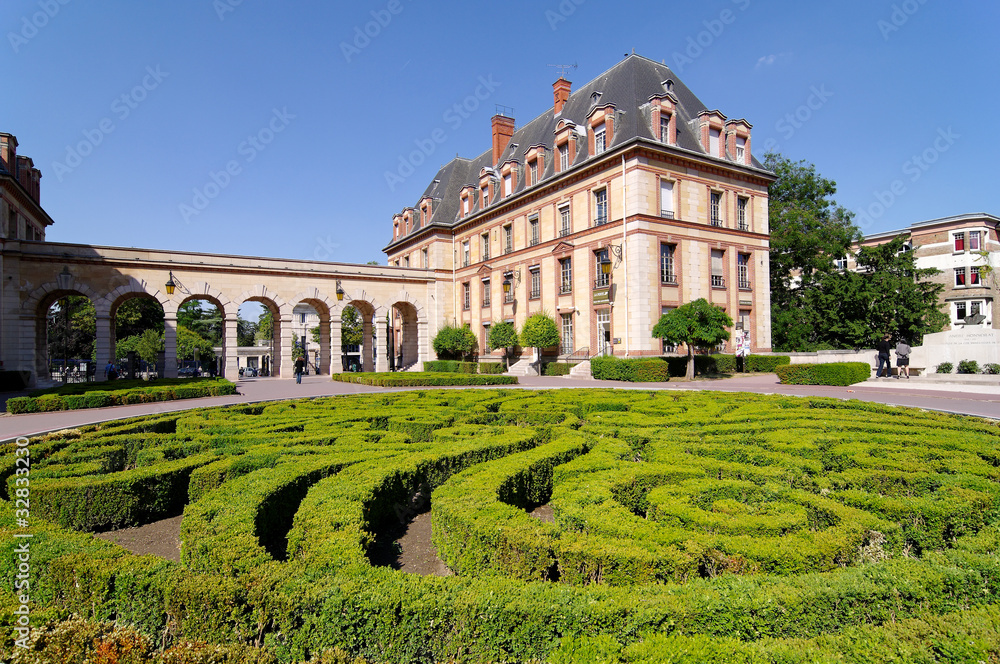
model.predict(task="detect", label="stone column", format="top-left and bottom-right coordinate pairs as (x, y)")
top-left (374, 312), bottom-right (388, 373)
top-left (415, 318), bottom-right (429, 369)
top-left (94, 315), bottom-right (113, 382)
top-left (163, 315), bottom-right (178, 378)
top-left (362, 316), bottom-right (373, 372)
top-left (318, 315), bottom-right (331, 375)
top-left (330, 315), bottom-right (343, 374)
top-left (224, 316), bottom-right (239, 380)
top-left (279, 314), bottom-right (294, 378)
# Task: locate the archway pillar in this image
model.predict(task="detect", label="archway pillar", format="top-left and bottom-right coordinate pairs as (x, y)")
top-left (330, 316), bottom-right (343, 374)
top-left (374, 313), bottom-right (388, 373)
top-left (416, 319), bottom-right (430, 369)
top-left (362, 317), bottom-right (373, 372)
top-left (318, 316), bottom-right (331, 375)
top-left (224, 316), bottom-right (239, 380)
top-left (163, 315), bottom-right (178, 379)
top-left (94, 315), bottom-right (113, 382)
top-left (279, 315), bottom-right (294, 379)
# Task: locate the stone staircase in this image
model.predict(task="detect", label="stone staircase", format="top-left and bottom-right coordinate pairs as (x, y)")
top-left (569, 360), bottom-right (592, 378)
top-left (506, 358), bottom-right (539, 376)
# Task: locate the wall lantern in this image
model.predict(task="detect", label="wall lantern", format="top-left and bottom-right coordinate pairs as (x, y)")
top-left (336, 280), bottom-right (345, 301)
top-left (600, 256), bottom-right (613, 276)
top-left (56, 266), bottom-right (74, 291)
top-left (165, 272), bottom-right (176, 296)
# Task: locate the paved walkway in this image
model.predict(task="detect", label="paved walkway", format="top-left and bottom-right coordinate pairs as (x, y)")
top-left (2, 373), bottom-right (999, 443)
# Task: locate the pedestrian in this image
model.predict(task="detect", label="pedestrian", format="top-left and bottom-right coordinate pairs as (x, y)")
top-left (876, 334), bottom-right (892, 378)
top-left (294, 355), bottom-right (305, 384)
top-left (895, 338), bottom-right (912, 379)
top-left (104, 361), bottom-right (117, 381)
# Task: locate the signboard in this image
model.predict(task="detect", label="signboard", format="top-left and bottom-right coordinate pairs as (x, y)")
top-left (592, 287), bottom-right (610, 305)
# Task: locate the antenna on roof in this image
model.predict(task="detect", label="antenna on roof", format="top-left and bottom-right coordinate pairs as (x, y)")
top-left (495, 104), bottom-right (515, 118)
top-left (548, 63), bottom-right (578, 78)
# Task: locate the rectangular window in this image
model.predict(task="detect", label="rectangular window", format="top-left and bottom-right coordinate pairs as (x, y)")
top-left (954, 232), bottom-right (965, 252)
top-left (560, 257), bottom-right (573, 293)
top-left (503, 272), bottom-right (514, 304)
top-left (595, 249), bottom-right (610, 288)
top-left (971, 265), bottom-right (982, 286)
top-left (597, 309), bottom-right (611, 356)
top-left (422, 248), bottom-right (428, 268)
top-left (594, 189), bottom-right (608, 225)
top-left (955, 267), bottom-right (966, 286)
top-left (529, 160), bottom-right (538, 185)
top-left (711, 249), bottom-right (725, 288)
top-left (970, 230), bottom-right (982, 251)
top-left (661, 306), bottom-right (676, 353)
top-left (481, 233), bottom-right (490, 261)
top-left (462, 195), bottom-right (470, 215)
top-left (463, 283), bottom-right (470, 310)
top-left (529, 215), bottom-right (540, 246)
top-left (660, 180), bottom-right (674, 218)
top-left (738, 309), bottom-right (751, 333)
top-left (482, 279), bottom-right (491, 307)
top-left (595, 124), bottom-right (606, 154)
top-left (735, 136), bottom-right (746, 162)
top-left (560, 314), bottom-right (574, 355)
top-left (737, 197), bottom-right (748, 230)
top-left (503, 225), bottom-right (513, 254)
top-left (660, 115), bottom-right (670, 143)
top-left (559, 144), bottom-right (569, 171)
top-left (710, 192), bottom-right (722, 226)
top-left (834, 256), bottom-right (848, 271)
top-left (709, 128), bottom-right (720, 156)
top-left (300, 313), bottom-right (306, 324)
top-left (404, 256), bottom-right (410, 267)
top-left (737, 253), bottom-right (751, 289)
top-left (503, 173), bottom-right (512, 197)
top-left (956, 301), bottom-right (967, 321)
top-left (481, 186), bottom-right (489, 207)
top-left (660, 243), bottom-right (676, 284)
top-left (529, 267), bottom-right (541, 299)
top-left (462, 240), bottom-right (470, 267)
top-left (559, 204), bottom-right (572, 237)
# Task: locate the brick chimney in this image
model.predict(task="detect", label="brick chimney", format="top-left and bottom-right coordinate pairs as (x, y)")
top-left (491, 113), bottom-right (515, 165)
top-left (0, 133), bottom-right (17, 173)
top-left (553, 77), bottom-right (572, 115)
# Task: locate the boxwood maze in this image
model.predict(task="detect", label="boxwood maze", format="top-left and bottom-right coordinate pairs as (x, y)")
top-left (2, 390), bottom-right (1000, 663)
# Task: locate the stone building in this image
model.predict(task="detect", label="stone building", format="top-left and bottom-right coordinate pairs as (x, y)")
top-left (384, 54), bottom-right (775, 362)
top-left (1, 132), bottom-right (51, 242)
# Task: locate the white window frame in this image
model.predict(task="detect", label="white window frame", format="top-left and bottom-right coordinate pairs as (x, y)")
top-left (660, 179), bottom-right (674, 218)
top-left (559, 204), bottom-right (572, 237)
top-left (594, 124), bottom-right (606, 155)
top-left (594, 188), bottom-right (608, 226)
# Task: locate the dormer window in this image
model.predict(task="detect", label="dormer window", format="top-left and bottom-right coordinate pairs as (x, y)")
top-left (595, 124), bottom-right (606, 154)
top-left (558, 144), bottom-right (569, 171)
top-left (461, 192), bottom-right (470, 216)
top-left (735, 137), bottom-right (746, 162)
top-left (591, 91), bottom-right (602, 105)
top-left (709, 129), bottom-right (721, 157)
top-left (529, 159), bottom-right (537, 185)
top-left (481, 185), bottom-right (489, 207)
top-left (503, 173), bottom-right (512, 197)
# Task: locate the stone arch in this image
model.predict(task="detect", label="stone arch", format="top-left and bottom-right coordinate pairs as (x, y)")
top-left (97, 278), bottom-right (169, 318)
top-left (29, 284), bottom-right (101, 386)
top-left (234, 289), bottom-right (285, 379)
top-left (387, 291), bottom-right (426, 371)
top-left (173, 282), bottom-right (234, 318)
top-left (290, 288), bottom-right (336, 375)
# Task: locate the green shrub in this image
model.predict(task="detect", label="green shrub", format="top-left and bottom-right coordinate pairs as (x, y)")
top-left (936, 362), bottom-right (954, 374)
top-left (775, 362), bottom-right (871, 386)
top-left (422, 360), bottom-right (478, 373)
top-left (709, 354), bottom-right (791, 373)
top-left (542, 362), bottom-right (577, 376)
top-left (478, 362), bottom-right (507, 374)
top-left (958, 359), bottom-right (980, 374)
top-left (5, 380), bottom-right (236, 414)
top-left (333, 372), bottom-right (517, 387)
top-left (983, 363), bottom-right (1000, 375)
top-left (590, 356), bottom-right (670, 382)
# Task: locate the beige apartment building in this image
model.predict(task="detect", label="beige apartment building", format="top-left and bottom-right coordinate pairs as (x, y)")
top-left (384, 54), bottom-right (775, 360)
top-left (858, 213), bottom-right (1000, 331)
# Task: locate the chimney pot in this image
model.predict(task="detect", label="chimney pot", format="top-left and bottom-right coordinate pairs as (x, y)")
top-left (553, 77), bottom-right (572, 115)
top-left (491, 114), bottom-right (516, 166)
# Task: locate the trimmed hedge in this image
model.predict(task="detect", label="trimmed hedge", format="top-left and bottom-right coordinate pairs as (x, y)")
top-left (422, 360), bottom-right (479, 373)
top-left (332, 372), bottom-right (518, 387)
top-left (542, 362), bottom-right (578, 376)
top-left (709, 354), bottom-right (791, 373)
top-left (591, 356), bottom-right (671, 382)
top-left (6, 379), bottom-right (237, 414)
top-left (776, 362), bottom-right (871, 386)
top-left (4, 389), bottom-right (1000, 663)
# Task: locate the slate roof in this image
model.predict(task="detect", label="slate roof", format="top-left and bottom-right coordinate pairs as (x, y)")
top-left (389, 53), bottom-right (768, 247)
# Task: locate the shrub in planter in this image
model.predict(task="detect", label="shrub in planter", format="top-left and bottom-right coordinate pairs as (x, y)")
top-left (982, 363), bottom-right (1000, 375)
top-left (936, 362), bottom-right (954, 374)
top-left (957, 359), bottom-right (980, 374)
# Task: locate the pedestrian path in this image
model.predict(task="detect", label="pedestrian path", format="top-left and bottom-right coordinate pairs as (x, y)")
top-left (2, 372), bottom-right (999, 443)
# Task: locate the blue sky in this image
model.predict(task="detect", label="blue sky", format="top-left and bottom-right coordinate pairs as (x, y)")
top-left (4, 0), bottom-right (997, 265)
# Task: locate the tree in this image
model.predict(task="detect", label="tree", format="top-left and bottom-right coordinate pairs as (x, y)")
top-left (237, 317), bottom-right (258, 347)
top-left (764, 152), bottom-right (861, 351)
top-left (177, 325), bottom-right (216, 361)
top-left (341, 305), bottom-right (363, 346)
top-left (46, 296), bottom-right (95, 363)
top-left (115, 298), bottom-right (165, 339)
top-left (518, 313), bottom-right (560, 361)
top-left (487, 320), bottom-right (518, 369)
top-left (256, 310), bottom-right (273, 342)
top-left (178, 300), bottom-right (222, 346)
top-left (432, 323), bottom-right (478, 360)
top-left (652, 299), bottom-right (733, 380)
top-left (819, 235), bottom-right (947, 347)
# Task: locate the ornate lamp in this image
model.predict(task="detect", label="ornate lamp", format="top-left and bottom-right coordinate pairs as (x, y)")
top-left (165, 272), bottom-right (176, 296)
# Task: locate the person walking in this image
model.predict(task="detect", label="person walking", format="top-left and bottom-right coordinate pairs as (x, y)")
top-left (294, 355), bottom-right (305, 384)
top-left (876, 334), bottom-right (893, 378)
top-left (895, 338), bottom-right (912, 379)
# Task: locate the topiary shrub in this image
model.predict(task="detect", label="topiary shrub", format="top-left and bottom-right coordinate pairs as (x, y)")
top-left (591, 357), bottom-right (670, 382)
top-left (936, 362), bottom-right (954, 374)
top-left (775, 362), bottom-right (871, 386)
top-left (957, 360), bottom-right (980, 374)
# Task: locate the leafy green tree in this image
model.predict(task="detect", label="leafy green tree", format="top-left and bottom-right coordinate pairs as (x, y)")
top-left (432, 323), bottom-right (478, 360)
top-left (819, 235), bottom-right (947, 347)
top-left (178, 300), bottom-right (222, 346)
top-left (256, 310), bottom-right (273, 342)
top-left (652, 299), bottom-right (733, 380)
top-left (518, 313), bottom-right (560, 359)
top-left (177, 325), bottom-right (216, 361)
top-left (341, 306), bottom-right (363, 346)
top-left (764, 152), bottom-right (861, 351)
top-left (115, 298), bottom-right (165, 339)
top-left (46, 296), bottom-right (95, 362)
top-left (237, 317), bottom-right (258, 347)
top-left (487, 320), bottom-right (518, 369)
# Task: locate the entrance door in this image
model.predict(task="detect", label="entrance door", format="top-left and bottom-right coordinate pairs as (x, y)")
top-left (597, 310), bottom-right (611, 356)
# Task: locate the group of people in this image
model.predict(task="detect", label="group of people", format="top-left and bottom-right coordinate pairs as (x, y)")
top-left (876, 335), bottom-right (911, 379)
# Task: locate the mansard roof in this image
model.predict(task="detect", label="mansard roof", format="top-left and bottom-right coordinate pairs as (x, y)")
top-left (388, 53), bottom-right (767, 248)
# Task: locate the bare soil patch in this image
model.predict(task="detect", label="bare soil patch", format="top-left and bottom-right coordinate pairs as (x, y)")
top-left (368, 508), bottom-right (452, 577)
top-left (529, 504), bottom-right (555, 523)
top-left (94, 515), bottom-right (183, 562)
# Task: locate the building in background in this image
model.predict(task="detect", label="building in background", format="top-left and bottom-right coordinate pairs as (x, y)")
top-left (1, 132), bottom-right (51, 241)
top-left (384, 54), bottom-right (775, 363)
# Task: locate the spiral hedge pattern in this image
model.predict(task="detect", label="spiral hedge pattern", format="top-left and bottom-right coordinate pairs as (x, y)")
top-left (2, 389), bottom-right (1000, 663)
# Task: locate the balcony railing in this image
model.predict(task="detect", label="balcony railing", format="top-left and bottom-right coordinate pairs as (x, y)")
top-left (738, 277), bottom-right (751, 289)
top-left (560, 282), bottom-right (572, 294)
top-left (504, 245), bottom-right (513, 255)
top-left (559, 227), bottom-right (572, 237)
top-left (710, 219), bottom-right (723, 227)
top-left (661, 272), bottom-right (677, 285)
top-left (711, 275), bottom-right (725, 288)
top-left (482, 296), bottom-right (491, 307)
top-left (661, 210), bottom-right (675, 219)
top-left (594, 276), bottom-right (610, 289)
